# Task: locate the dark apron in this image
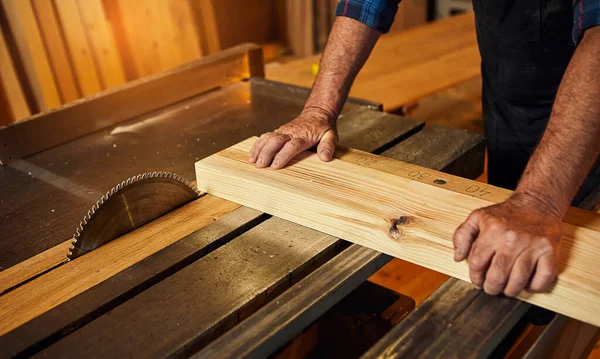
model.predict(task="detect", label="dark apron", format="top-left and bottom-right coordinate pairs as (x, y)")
top-left (472, 0), bottom-right (600, 205)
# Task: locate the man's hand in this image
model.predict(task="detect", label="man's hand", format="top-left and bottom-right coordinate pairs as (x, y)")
top-left (452, 192), bottom-right (562, 297)
top-left (249, 111), bottom-right (338, 169)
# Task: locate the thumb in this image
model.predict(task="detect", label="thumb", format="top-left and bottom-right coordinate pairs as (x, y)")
top-left (452, 210), bottom-right (481, 262)
top-left (317, 129), bottom-right (338, 162)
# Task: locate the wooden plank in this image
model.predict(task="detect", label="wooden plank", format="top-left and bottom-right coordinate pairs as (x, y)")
top-left (195, 137), bottom-right (600, 327)
top-left (1, 0), bottom-right (61, 111)
top-left (0, 25), bottom-right (30, 123)
top-left (0, 195), bottom-right (240, 336)
top-left (285, 0), bottom-right (313, 56)
top-left (31, 0), bottom-right (79, 103)
top-left (0, 206), bottom-right (265, 358)
top-left (189, 0), bottom-right (221, 54)
top-left (53, 0), bottom-right (102, 96)
top-left (76, 0), bottom-right (126, 89)
top-left (0, 43), bottom-right (263, 164)
top-left (195, 245), bottom-right (391, 359)
top-left (0, 239), bottom-right (70, 295)
top-left (266, 12), bottom-right (480, 112)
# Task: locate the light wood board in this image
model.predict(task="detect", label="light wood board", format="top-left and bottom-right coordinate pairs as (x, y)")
top-left (266, 11), bottom-right (480, 112)
top-left (54, 0), bottom-right (102, 96)
top-left (0, 195), bottom-right (240, 336)
top-left (0, 26), bottom-right (30, 122)
top-left (31, 0), bottom-right (80, 103)
top-left (1, 0), bottom-right (61, 111)
top-left (195, 138), bottom-right (600, 327)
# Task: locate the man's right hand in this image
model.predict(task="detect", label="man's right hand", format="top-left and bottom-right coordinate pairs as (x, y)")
top-left (249, 111), bottom-right (338, 169)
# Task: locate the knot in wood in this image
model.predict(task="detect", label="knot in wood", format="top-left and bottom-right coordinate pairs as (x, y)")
top-left (388, 216), bottom-right (410, 240)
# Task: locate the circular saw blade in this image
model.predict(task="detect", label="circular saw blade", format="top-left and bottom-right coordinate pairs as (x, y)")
top-left (68, 172), bottom-right (202, 261)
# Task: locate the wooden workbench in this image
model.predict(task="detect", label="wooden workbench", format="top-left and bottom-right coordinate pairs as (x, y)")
top-left (266, 12), bottom-right (480, 113)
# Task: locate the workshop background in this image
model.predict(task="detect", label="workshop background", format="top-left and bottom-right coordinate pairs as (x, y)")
top-left (1, 0), bottom-right (598, 357)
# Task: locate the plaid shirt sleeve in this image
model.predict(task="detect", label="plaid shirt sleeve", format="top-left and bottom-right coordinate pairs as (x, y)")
top-left (334, 0), bottom-right (402, 34)
top-left (573, 0), bottom-right (600, 44)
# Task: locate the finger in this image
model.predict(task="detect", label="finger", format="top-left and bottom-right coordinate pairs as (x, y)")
top-left (528, 253), bottom-right (558, 293)
top-left (249, 134), bottom-right (271, 163)
top-left (484, 241), bottom-right (525, 296)
top-left (255, 134), bottom-right (291, 168)
top-left (453, 210), bottom-right (481, 262)
top-left (271, 138), bottom-right (312, 169)
top-left (504, 250), bottom-right (536, 297)
top-left (316, 129), bottom-right (338, 162)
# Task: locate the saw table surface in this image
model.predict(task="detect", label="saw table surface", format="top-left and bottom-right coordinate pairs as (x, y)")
top-left (1, 44), bottom-right (596, 358)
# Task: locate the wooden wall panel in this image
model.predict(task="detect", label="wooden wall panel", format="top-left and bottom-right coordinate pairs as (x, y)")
top-left (0, 27), bottom-right (30, 124)
top-left (105, 0), bottom-right (202, 78)
top-left (31, 0), bottom-right (79, 103)
top-left (1, 0), bottom-right (60, 112)
top-left (76, 0), bottom-right (125, 89)
top-left (54, 0), bottom-right (102, 96)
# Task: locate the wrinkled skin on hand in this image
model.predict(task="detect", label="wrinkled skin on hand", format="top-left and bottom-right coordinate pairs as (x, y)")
top-left (452, 192), bottom-right (562, 297)
top-left (248, 111), bottom-right (338, 169)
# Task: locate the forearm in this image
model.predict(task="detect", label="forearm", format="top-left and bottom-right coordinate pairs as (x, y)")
top-left (516, 26), bottom-right (600, 217)
top-left (303, 16), bottom-right (381, 120)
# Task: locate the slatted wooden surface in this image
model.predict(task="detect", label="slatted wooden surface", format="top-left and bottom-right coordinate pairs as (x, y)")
top-left (266, 11), bottom-right (480, 112)
top-left (0, 0), bottom-right (216, 123)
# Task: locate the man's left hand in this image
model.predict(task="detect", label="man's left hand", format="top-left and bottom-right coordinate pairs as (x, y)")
top-left (452, 192), bottom-right (562, 297)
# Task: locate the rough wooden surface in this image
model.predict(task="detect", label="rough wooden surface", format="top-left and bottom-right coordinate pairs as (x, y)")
top-left (266, 12), bottom-right (480, 112)
top-left (0, 195), bottom-right (239, 336)
top-left (0, 206), bottom-right (265, 358)
top-left (195, 138), bottom-right (600, 327)
top-left (195, 245), bottom-right (390, 359)
top-left (0, 239), bottom-right (70, 295)
top-left (37, 217), bottom-right (340, 358)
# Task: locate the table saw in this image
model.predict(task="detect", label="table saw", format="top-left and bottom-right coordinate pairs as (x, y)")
top-left (0, 44), bottom-right (598, 358)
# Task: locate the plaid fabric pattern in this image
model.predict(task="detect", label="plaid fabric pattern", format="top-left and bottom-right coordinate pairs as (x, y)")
top-left (334, 0), bottom-right (401, 33)
top-left (335, 0), bottom-right (600, 45)
top-left (573, 0), bottom-right (600, 44)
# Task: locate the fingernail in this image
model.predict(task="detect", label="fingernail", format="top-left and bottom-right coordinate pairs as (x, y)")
top-left (475, 285), bottom-right (482, 290)
top-left (320, 149), bottom-right (330, 156)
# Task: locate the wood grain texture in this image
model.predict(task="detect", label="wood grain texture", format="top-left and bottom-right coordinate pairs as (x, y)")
top-left (107, 0), bottom-right (202, 78)
top-left (76, 0), bottom-right (126, 89)
top-left (0, 195), bottom-right (239, 336)
top-left (31, 0), bottom-right (80, 103)
top-left (266, 12), bottom-right (480, 112)
top-left (53, 0), bottom-right (102, 96)
top-left (0, 26), bottom-right (30, 122)
top-left (0, 239), bottom-right (70, 295)
top-left (195, 137), bottom-right (600, 327)
top-left (37, 217), bottom-right (340, 358)
top-left (1, 0), bottom-right (61, 111)
top-left (0, 207), bottom-right (265, 358)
